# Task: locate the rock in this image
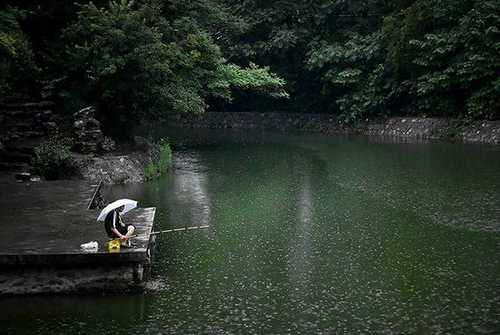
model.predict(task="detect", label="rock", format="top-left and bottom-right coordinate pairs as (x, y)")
top-left (134, 136), bottom-right (151, 150)
top-left (38, 101), bottom-right (56, 109)
top-left (83, 143), bottom-right (98, 153)
top-left (100, 137), bottom-right (116, 152)
top-left (73, 120), bottom-right (85, 129)
top-left (74, 142), bottom-right (98, 154)
top-left (41, 110), bottom-right (53, 119)
top-left (111, 171), bottom-right (129, 184)
top-left (43, 121), bottom-right (58, 132)
top-left (24, 131), bottom-right (44, 138)
top-left (86, 118), bottom-right (101, 129)
top-left (74, 130), bottom-right (86, 138)
top-left (73, 106), bottom-right (103, 154)
top-left (76, 153), bottom-right (149, 184)
top-left (73, 106), bottom-right (96, 119)
top-left (78, 130), bottom-right (104, 142)
top-left (15, 172), bottom-right (31, 181)
top-left (9, 133), bottom-right (21, 140)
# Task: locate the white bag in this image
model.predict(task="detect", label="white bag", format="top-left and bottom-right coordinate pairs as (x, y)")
top-left (80, 241), bottom-right (98, 250)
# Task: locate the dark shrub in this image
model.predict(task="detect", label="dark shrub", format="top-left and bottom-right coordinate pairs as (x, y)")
top-left (145, 138), bottom-right (172, 180)
top-left (32, 137), bottom-right (76, 180)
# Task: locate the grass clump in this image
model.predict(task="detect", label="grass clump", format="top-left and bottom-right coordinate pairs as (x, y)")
top-left (32, 136), bottom-right (76, 180)
top-left (145, 138), bottom-right (172, 180)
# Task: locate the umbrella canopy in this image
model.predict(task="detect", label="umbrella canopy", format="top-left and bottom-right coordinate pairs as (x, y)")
top-left (97, 199), bottom-right (137, 222)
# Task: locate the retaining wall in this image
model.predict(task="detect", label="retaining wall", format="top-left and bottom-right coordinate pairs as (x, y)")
top-left (168, 112), bottom-right (500, 144)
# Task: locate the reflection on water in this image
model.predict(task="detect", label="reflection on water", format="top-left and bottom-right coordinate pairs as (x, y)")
top-left (2, 131), bottom-right (500, 335)
top-left (172, 164), bottom-right (211, 228)
top-left (289, 173), bottom-right (313, 298)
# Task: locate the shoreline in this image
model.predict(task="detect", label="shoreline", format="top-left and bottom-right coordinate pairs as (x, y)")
top-left (2, 111), bottom-right (499, 185)
top-left (167, 112), bottom-right (500, 145)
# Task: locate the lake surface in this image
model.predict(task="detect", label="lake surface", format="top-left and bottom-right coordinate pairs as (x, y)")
top-left (3, 130), bottom-right (500, 334)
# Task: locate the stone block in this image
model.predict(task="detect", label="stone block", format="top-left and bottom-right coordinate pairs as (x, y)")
top-left (86, 118), bottom-right (101, 128)
top-left (74, 142), bottom-right (98, 154)
top-left (42, 121), bottom-right (58, 132)
top-left (15, 172), bottom-right (31, 181)
top-left (134, 136), bottom-right (151, 150)
top-left (73, 106), bottom-right (96, 119)
top-left (73, 120), bottom-right (85, 129)
top-left (100, 136), bottom-right (116, 152)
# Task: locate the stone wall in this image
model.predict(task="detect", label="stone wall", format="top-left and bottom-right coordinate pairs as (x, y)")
top-left (168, 112), bottom-right (500, 144)
top-left (72, 106), bottom-right (116, 154)
top-left (362, 117), bottom-right (500, 144)
top-left (0, 101), bottom-right (60, 172)
top-left (168, 112), bottom-right (348, 133)
top-left (75, 152), bottom-right (151, 184)
top-left (0, 264), bottom-right (146, 295)
top-left (0, 101), bottom-right (59, 143)
top-left (459, 120), bottom-right (500, 144)
top-left (362, 117), bottom-right (451, 139)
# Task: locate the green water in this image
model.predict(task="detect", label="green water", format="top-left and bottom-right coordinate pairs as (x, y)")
top-left (3, 131), bottom-right (500, 334)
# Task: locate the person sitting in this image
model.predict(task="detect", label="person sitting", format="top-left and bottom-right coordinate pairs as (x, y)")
top-left (104, 205), bottom-right (135, 246)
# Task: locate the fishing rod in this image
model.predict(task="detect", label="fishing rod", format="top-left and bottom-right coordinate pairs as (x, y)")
top-left (150, 225), bottom-right (210, 235)
top-left (129, 225), bottom-right (210, 239)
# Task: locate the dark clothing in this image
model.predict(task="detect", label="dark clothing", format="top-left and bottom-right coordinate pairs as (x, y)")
top-left (104, 209), bottom-right (134, 238)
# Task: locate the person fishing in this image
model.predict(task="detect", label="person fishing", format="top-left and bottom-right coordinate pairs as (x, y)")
top-left (104, 205), bottom-right (135, 246)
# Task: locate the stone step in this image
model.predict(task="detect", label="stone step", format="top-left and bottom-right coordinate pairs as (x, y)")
top-left (5, 144), bottom-right (36, 155)
top-left (22, 130), bottom-right (45, 138)
top-left (0, 162), bottom-right (30, 172)
top-left (1, 109), bottom-right (36, 118)
top-left (1, 101), bottom-right (56, 110)
top-left (2, 131), bottom-right (45, 141)
top-left (0, 151), bottom-right (33, 163)
top-left (6, 121), bottom-right (39, 132)
top-left (4, 138), bottom-right (42, 152)
top-left (2, 109), bottom-right (55, 121)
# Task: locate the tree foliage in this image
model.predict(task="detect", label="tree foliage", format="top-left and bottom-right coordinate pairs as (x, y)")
top-left (0, 6), bottom-right (39, 98)
top-left (405, 1), bottom-right (500, 119)
top-left (1, 0), bottom-right (499, 125)
top-left (62, 0), bottom-right (285, 133)
top-left (220, 0), bottom-right (500, 121)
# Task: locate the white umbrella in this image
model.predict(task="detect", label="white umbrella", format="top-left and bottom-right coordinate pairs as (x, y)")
top-left (97, 199), bottom-right (138, 222)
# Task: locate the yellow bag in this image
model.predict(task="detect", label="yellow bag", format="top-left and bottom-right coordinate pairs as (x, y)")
top-left (108, 239), bottom-right (121, 252)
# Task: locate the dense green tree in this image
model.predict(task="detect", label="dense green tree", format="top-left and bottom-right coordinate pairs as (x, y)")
top-left (1, 0), bottom-right (498, 124)
top-left (220, 0), bottom-right (499, 121)
top-left (403, 0), bottom-right (500, 119)
top-left (216, 0), bottom-right (392, 114)
top-left (62, 0), bottom-right (285, 134)
top-left (0, 6), bottom-right (39, 99)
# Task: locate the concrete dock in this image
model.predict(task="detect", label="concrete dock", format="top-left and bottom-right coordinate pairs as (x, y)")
top-left (0, 180), bottom-right (156, 295)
